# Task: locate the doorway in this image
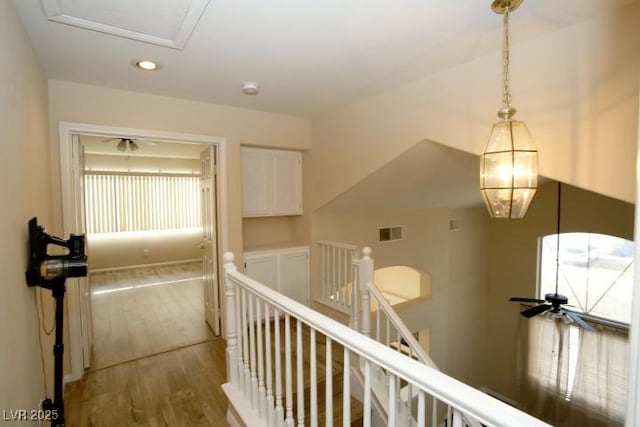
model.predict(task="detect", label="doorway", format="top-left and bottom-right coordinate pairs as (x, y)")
top-left (58, 122), bottom-right (228, 382)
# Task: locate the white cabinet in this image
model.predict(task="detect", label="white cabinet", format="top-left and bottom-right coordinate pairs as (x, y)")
top-left (242, 147), bottom-right (302, 217)
top-left (244, 246), bottom-right (309, 304)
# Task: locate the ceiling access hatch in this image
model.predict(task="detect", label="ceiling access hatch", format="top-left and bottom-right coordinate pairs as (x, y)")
top-left (40, 0), bottom-right (210, 49)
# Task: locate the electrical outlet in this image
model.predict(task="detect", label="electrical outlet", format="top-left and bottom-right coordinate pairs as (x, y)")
top-left (143, 249), bottom-right (149, 257)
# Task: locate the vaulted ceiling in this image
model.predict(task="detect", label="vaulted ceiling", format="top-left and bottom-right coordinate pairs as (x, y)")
top-left (14, 0), bottom-right (636, 117)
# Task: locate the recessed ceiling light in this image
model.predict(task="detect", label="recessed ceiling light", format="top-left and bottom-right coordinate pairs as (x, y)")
top-left (242, 81), bottom-right (259, 95)
top-left (135, 60), bottom-right (159, 71)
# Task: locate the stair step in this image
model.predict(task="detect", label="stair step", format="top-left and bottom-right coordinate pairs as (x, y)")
top-left (259, 318), bottom-right (364, 426)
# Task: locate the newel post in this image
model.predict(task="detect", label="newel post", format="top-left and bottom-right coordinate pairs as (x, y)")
top-left (224, 252), bottom-right (239, 385)
top-left (359, 247), bottom-right (373, 337)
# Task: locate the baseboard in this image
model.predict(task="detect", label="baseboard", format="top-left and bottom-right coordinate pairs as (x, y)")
top-left (89, 258), bottom-right (201, 273)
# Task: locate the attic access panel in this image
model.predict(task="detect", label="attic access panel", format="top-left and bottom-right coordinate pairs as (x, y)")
top-left (40, 0), bottom-right (210, 49)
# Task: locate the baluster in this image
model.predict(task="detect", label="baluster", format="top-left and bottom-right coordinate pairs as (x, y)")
top-left (223, 253), bottom-right (239, 386)
top-left (452, 408), bottom-right (463, 427)
top-left (265, 303), bottom-right (274, 427)
top-left (320, 243), bottom-right (327, 302)
top-left (331, 246), bottom-right (337, 304)
top-left (351, 262), bottom-right (359, 330)
top-left (342, 348), bottom-right (350, 427)
top-left (388, 374), bottom-right (397, 427)
top-left (360, 247), bottom-right (372, 337)
top-left (395, 368), bottom-right (400, 422)
top-left (275, 309), bottom-right (284, 423)
top-left (285, 314), bottom-right (294, 426)
top-left (326, 336), bottom-right (333, 427)
top-left (242, 288), bottom-right (250, 398)
top-left (375, 308), bottom-right (381, 343)
top-left (257, 297), bottom-right (266, 416)
top-left (407, 382), bottom-right (413, 420)
top-left (235, 276), bottom-right (244, 389)
top-left (363, 360), bottom-right (371, 427)
top-left (338, 248), bottom-right (344, 305)
top-left (432, 396), bottom-right (437, 427)
top-left (310, 329), bottom-right (317, 427)
top-left (296, 320), bottom-right (305, 427)
top-left (249, 294), bottom-right (258, 408)
top-left (417, 391), bottom-right (425, 427)
top-left (385, 317), bottom-right (390, 347)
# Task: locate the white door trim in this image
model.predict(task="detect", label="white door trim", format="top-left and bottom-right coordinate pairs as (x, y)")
top-left (58, 121), bottom-right (229, 383)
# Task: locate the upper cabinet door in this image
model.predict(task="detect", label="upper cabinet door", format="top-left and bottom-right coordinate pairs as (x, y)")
top-left (241, 147), bottom-right (303, 217)
top-left (272, 150), bottom-right (302, 216)
top-left (242, 148), bottom-right (271, 217)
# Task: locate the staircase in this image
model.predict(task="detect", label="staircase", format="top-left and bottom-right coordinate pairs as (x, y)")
top-left (221, 250), bottom-right (551, 427)
top-left (273, 318), bottom-right (364, 426)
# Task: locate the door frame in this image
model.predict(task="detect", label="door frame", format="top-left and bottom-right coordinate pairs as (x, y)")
top-left (58, 121), bottom-right (228, 383)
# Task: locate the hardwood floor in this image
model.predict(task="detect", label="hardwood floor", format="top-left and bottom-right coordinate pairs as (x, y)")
top-left (66, 267), bottom-right (362, 426)
top-left (89, 262), bottom-right (215, 370)
top-left (65, 339), bottom-right (228, 426)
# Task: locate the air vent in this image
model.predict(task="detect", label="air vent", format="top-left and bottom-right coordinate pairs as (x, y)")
top-left (379, 226), bottom-right (403, 242)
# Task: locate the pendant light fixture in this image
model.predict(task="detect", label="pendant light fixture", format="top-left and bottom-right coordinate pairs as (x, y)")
top-left (480, 0), bottom-right (538, 219)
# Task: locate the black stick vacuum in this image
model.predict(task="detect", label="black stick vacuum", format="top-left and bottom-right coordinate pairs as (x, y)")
top-left (25, 217), bottom-right (88, 427)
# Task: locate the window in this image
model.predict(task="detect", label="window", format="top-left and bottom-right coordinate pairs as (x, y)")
top-left (524, 232), bottom-right (633, 425)
top-left (84, 172), bottom-right (201, 234)
top-left (539, 232), bottom-right (634, 325)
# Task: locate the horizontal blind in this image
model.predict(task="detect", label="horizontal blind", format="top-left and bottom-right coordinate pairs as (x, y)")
top-left (84, 173), bottom-right (201, 234)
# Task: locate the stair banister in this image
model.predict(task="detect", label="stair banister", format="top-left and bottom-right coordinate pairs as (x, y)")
top-left (222, 251), bottom-right (550, 427)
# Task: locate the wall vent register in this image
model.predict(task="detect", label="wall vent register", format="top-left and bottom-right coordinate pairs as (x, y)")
top-left (379, 226), bottom-right (403, 242)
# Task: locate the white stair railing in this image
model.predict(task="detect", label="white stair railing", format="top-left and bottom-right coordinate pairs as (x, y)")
top-left (317, 240), bottom-right (358, 314)
top-left (222, 251), bottom-right (550, 427)
top-left (352, 247), bottom-right (482, 427)
top-left (351, 247), bottom-right (435, 368)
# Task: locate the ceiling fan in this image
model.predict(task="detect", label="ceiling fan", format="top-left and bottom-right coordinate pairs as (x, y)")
top-left (509, 182), bottom-right (595, 332)
top-left (102, 137), bottom-right (157, 152)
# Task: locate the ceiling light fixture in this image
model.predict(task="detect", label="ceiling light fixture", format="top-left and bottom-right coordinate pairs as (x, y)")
top-left (479, 0), bottom-right (538, 219)
top-left (135, 60), bottom-right (159, 71)
top-left (242, 81), bottom-right (259, 95)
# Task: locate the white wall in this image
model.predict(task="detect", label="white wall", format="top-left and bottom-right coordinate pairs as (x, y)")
top-left (307, 4), bottom-right (639, 217)
top-left (0, 0), bottom-right (52, 412)
top-left (87, 229), bottom-right (203, 270)
top-left (312, 207), bottom-right (488, 386)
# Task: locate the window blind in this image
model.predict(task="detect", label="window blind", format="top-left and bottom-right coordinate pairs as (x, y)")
top-left (84, 172), bottom-right (201, 234)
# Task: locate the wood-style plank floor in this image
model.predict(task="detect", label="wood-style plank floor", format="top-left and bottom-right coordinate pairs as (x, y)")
top-left (67, 265), bottom-right (361, 426)
top-left (65, 339), bottom-right (228, 426)
top-left (89, 262), bottom-right (215, 370)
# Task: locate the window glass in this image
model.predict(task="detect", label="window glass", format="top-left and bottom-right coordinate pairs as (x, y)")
top-left (539, 232), bottom-right (634, 325)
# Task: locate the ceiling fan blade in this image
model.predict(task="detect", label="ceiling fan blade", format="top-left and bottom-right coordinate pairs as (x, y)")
top-left (117, 140), bottom-right (127, 152)
top-left (102, 137), bottom-right (121, 143)
top-left (564, 310), bottom-right (595, 332)
top-left (129, 141), bottom-right (140, 151)
top-left (510, 297), bottom-right (546, 304)
top-left (137, 139), bottom-right (158, 147)
top-left (520, 304), bottom-right (551, 318)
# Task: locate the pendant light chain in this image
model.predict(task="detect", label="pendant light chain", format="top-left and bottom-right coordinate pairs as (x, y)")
top-left (502, 7), bottom-right (512, 109)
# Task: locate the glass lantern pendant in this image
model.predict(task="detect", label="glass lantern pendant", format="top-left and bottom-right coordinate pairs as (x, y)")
top-left (480, 0), bottom-right (538, 219)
